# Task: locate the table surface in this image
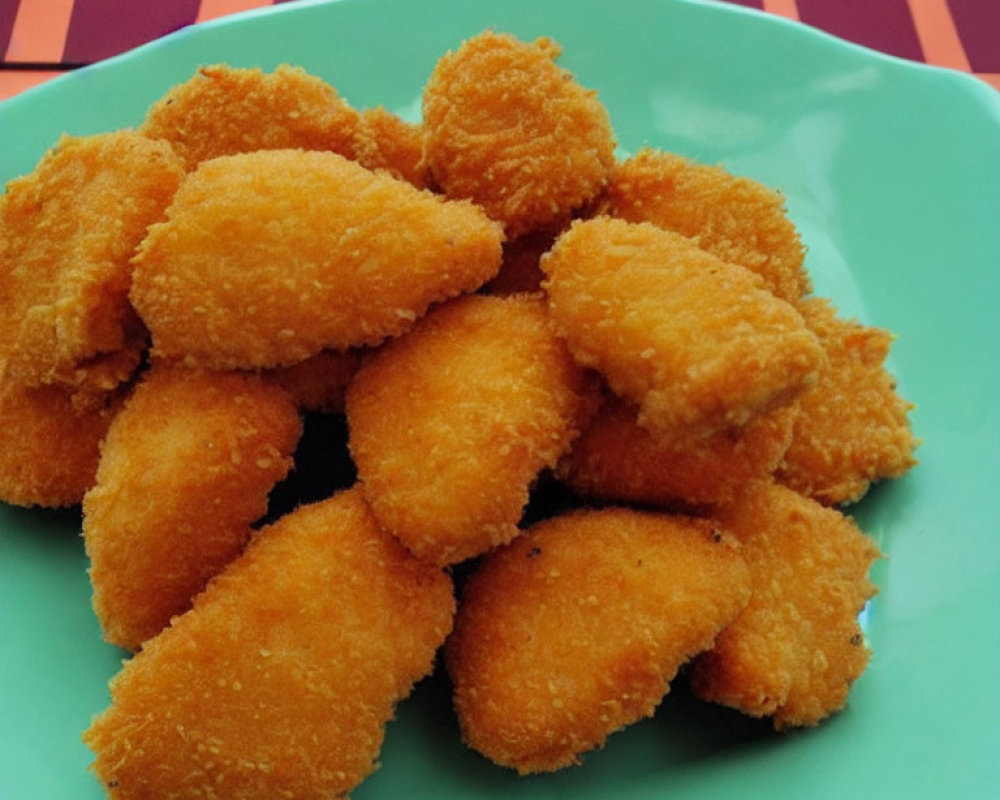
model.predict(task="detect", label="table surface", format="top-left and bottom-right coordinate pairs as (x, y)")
top-left (1, 0), bottom-right (998, 104)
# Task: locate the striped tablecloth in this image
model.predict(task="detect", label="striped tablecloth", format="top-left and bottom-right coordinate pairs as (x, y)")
top-left (1, 0), bottom-right (998, 102)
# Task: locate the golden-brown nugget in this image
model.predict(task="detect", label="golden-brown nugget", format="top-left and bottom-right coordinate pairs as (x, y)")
top-left (347, 294), bottom-right (597, 566)
top-left (447, 507), bottom-right (751, 773)
top-left (83, 365), bottom-right (301, 651)
top-left (0, 383), bottom-right (121, 508)
top-left (262, 348), bottom-right (361, 414)
top-left (139, 64), bottom-right (360, 170)
top-left (353, 106), bottom-right (430, 188)
top-left (84, 488), bottom-right (455, 800)
top-left (541, 217), bottom-right (824, 441)
top-left (130, 149), bottom-right (504, 369)
top-left (484, 224), bottom-right (564, 297)
top-left (0, 131), bottom-right (183, 389)
top-left (689, 481), bottom-right (880, 728)
top-left (776, 297), bottom-right (917, 505)
top-left (423, 31), bottom-right (615, 237)
top-left (598, 149), bottom-right (810, 302)
top-left (557, 391), bottom-right (797, 508)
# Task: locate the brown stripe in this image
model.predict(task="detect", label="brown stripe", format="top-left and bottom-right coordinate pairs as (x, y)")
top-left (948, 0), bottom-right (1000, 72)
top-left (797, 0), bottom-right (924, 62)
top-left (63, 0), bottom-right (200, 64)
top-left (0, 0), bottom-right (20, 59)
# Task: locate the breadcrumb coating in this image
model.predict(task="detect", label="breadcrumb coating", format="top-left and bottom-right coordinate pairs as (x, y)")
top-left (139, 64), bottom-right (360, 170)
top-left (130, 149), bottom-right (504, 369)
top-left (353, 106), bottom-right (430, 188)
top-left (541, 217), bottom-right (824, 441)
top-left (422, 31), bottom-right (615, 237)
top-left (83, 366), bottom-right (302, 651)
top-left (347, 294), bottom-right (598, 566)
top-left (597, 149), bottom-right (810, 302)
top-left (0, 131), bottom-right (183, 390)
top-left (690, 482), bottom-right (880, 728)
top-left (0, 382), bottom-right (122, 508)
top-left (447, 507), bottom-right (751, 773)
top-left (84, 488), bottom-right (455, 800)
top-left (262, 348), bottom-right (361, 414)
top-left (484, 224), bottom-right (564, 296)
top-left (557, 391), bottom-right (797, 508)
top-left (776, 297), bottom-right (918, 505)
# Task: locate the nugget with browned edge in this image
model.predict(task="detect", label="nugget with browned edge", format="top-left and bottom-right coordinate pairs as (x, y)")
top-left (347, 293), bottom-right (597, 566)
top-left (689, 481), bottom-right (880, 728)
top-left (447, 507), bottom-right (751, 773)
top-left (598, 149), bottom-right (809, 302)
top-left (83, 365), bottom-right (301, 651)
top-left (541, 217), bottom-right (824, 442)
top-left (353, 106), bottom-right (430, 189)
top-left (423, 31), bottom-right (615, 237)
top-left (776, 297), bottom-right (918, 505)
top-left (130, 149), bottom-right (503, 370)
top-left (0, 131), bottom-right (183, 392)
top-left (84, 488), bottom-right (455, 799)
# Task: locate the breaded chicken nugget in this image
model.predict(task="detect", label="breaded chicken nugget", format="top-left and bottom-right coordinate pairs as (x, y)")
top-left (353, 106), bottom-right (430, 188)
top-left (262, 348), bottom-right (361, 414)
top-left (84, 488), bottom-right (455, 800)
top-left (422, 31), bottom-right (615, 237)
top-left (139, 64), bottom-right (360, 170)
top-left (447, 507), bottom-right (751, 773)
top-left (776, 297), bottom-right (918, 505)
top-left (83, 365), bottom-right (301, 651)
top-left (557, 391), bottom-right (797, 508)
top-left (347, 294), bottom-right (598, 566)
top-left (0, 383), bottom-right (122, 508)
top-left (541, 217), bottom-right (824, 441)
top-left (689, 481), bottom-right (880, 728)
top-left (597, 149), bottom-right (809, 302)
top-left (130, 149), bottom-right (503, 369)
top-left (0, 131), bottom-right (183, 390)
top-left (484, 224), bottom-right (564, 296)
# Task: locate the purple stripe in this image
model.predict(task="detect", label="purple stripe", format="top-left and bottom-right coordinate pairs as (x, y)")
top-left (948, 0), bottom-right (1000, 72)
top-left (63, 0), bottom-right (200, 64)
top-left (720, 0), bottom-right (765, 10)
top-left (797, 0), bottom-right (924, 63)
top-left (0, 0), bottom-right (21, 59)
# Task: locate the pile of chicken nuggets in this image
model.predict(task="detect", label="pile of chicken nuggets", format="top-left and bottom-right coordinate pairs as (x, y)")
top-left (0, 29), bottom-right (917, 799)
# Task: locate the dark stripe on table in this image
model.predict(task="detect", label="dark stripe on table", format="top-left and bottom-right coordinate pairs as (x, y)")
top-left (797, 0), bottom-right (924, 62)
top-left (62, 0), bottom-right (201, 63)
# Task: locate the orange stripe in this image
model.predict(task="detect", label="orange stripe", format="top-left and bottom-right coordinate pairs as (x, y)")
top-left (195, 0), bottom-right (272, 24)
top-left (0, 69), bottom-right (63, 102)
top-left (4, 0), bottom-right (76, 62)
top-left (977, 73), bottom-right (1000, 93)
top-left (907, 0), bottom-right (971, 71)
top-left (762, 0), bottom-right (800, 22)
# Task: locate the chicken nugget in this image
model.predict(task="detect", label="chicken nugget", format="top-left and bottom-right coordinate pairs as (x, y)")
top-left (130, 149), bottom-right (504, 369)
top-left (597, 149), bottom-right (809, 301)
top-left (84, 488), bottom-right (455, 800)
top-left (689, 481), bottom-right (880, 728)
top-left (0, 131), bottom-right (183, 390)
top-left (139, 64), bottom-right (360, 170)
top-left (776, 297), bottom-right (918, 505)
top-left (447, 507), bottom-right (751, 773)
top-left (262, 348), bottom-right (361, 414)
top-left (557, 391), bottom-right (797, 508)
top-left (541, 217), bottom-right (824, 441)
top-left (0, 382), bottom-right (122, 508)
top-left (347, 293), bottom-right (598, 566)
top-left (83, 365), bottom-right (302, 651)
top-left (422, 31), bottom-right (615, 237)
top-left (353, 106), bottom-right (430, 188)
top-left (484, 223), bottom-right (564, 296)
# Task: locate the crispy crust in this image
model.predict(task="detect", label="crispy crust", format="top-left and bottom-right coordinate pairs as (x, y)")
top-left (353, 106), bottom-right (430, 189)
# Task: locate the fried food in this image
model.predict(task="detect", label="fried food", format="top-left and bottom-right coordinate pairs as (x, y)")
top-left (0, 131), bottom-right (183, 391)
top-left (82, 365), bottom-right (301, 651)
top-left (0, 383), bottom-right (122, 508)
top-left (422, 31), bottom-right (615, 237)
top-left (84, 488), bottom-right (455, 800)
top-left (597, 149), bottom-right (810, 302)
top-left (139, 64), bottom-right (360, 170)
top-left (130, 148), bottom-right (504, 370)
top-left (776, 297), bottom-right (918, 505)
top-left (484, 224), bottom-right (564, 296)
top-left (447, 507), bottom-right (751, 773)
top-left (353, 106), bottom-right (430, 188)
top-left (689, 481), bottom-right (880, 728)
top-left (557, 391), bottom-right (797, 508)
top-left (541, 217), bottom-right (824, 441)
top-left (262, 348), bottom-right (361, 414)
top-left (347, 293), bottom-right (598, 566)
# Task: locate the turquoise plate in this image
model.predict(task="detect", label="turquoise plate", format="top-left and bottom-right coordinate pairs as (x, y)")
top-left (1, 0), bottom-right (998, 798)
